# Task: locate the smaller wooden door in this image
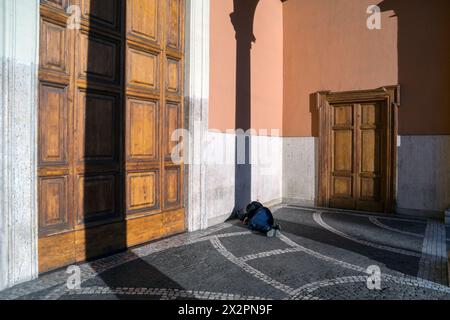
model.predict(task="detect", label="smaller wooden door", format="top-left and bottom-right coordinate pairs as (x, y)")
top-left (318, 87), bottom-right (399, 213)
top-left (329, 102), bottom-right (386, 211)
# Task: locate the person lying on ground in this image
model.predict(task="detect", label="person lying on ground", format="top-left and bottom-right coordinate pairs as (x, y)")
top-left (237, 201), bottom-right (281, 238)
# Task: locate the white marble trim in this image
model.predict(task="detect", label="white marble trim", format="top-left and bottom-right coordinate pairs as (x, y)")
top-left (186, 0), bottom-right (210, 231)
top-left (0, 0), bottom-right (39, 290)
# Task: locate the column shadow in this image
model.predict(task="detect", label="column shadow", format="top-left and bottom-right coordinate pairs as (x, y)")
top-left (230, 0), bottom-right (260, 215)
top-left (81, 0), bottom-right (186, 300)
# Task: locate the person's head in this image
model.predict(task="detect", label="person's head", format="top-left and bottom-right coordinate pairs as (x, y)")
top-left (246, 201), bottom-right (263, 216)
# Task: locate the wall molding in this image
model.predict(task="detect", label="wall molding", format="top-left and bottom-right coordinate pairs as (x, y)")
top-left (185, 0), bottom-right (210, 231)
top-left (0, 0), bottom-right (39, 290)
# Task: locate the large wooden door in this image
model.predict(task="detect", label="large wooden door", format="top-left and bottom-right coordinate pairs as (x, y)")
top-left (38, 0), bottom-right (185, 272)
top-left (329, 102), bottom-right (387, 211)
top-left (318, 88), bottom-right (399, 213)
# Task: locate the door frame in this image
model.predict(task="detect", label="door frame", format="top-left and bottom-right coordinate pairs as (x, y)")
top-left (316, 86), bottom-right (400, 213)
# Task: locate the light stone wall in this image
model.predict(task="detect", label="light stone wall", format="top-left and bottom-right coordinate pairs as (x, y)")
top-left (185, 0), bottom-right (210, 231)
top-left (0, 0), bottom-right (39, 291)
top-left (251, 134), bottom-right (283, 206)
top-left (282, 137), bottom-right (317, 206)
top-left (202, 133), bottom-right (450, 226)
top-left (205, 131), bottom-right (283, 227)
top-left (397, 135), bottom-right (450, 215)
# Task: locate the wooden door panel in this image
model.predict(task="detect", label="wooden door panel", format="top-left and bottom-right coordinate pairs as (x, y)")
top-left (126, 171), bottom-right (160, 214)
top-left (40, 19), bottom-right (69, 74)
top-left (76, 174), bottom-right (118, 225)
top-left (166, 58), bottom-right (180, 95)
top-left (39, 176), bottom-right (70, 235)
top-left (166, 0), bottom-right (182, 51)
top-left (164, 102), bottom-right (181, 160)
top-left (330, 177), bottom-right (354, 209)
top-left (333, 130), bottom-right (353, 172)
top-left (126, 46), bottom-right (160, 92)
top-left (81, 0), bottom-right (120, 30)
top-left (77, 31), bottom-right (119, 84)
top-left (76, 90), bottom-right (118, 163)
top-left (163, 209), bottom-right (185, 235)
top-left (361, 103), bottom-right (381, 125)
top-left (360, 130), bottom-right (380, 173)
top-left (126, 98), bottom-right (159, 161)
top-left (333, 176), bottom-right (352, 197)
top-left (39, 83), bottom-right (68, 166)
top-left (360, 178), bottom-right (380, 200)
top-left (127, 0), bottom-right (160, 44)
top-left (164, 166), bottom-right (181, 209)
top-left (334, 105), bottom-right (353, 126)
top-left (42, 0), bottom-right (68, 11)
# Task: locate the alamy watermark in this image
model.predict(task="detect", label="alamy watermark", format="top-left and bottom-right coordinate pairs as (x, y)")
top-left (170, 123), bottom-right (281, 168)
top-left (67, 5), bottom-right (81, 30)
top-left (64, 4), bottom-right (382, 35)
top-left (66, 265), bottom-right (81, 290)
top-left (366, 265), bottom-right (382, 290)
top-left (367, 5), bottom-right (382, 30)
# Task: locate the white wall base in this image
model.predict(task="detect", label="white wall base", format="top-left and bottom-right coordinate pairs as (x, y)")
top-left (200, 133), bottom-right (450, 227)
top-left (0, 0), bottom-right (39, 291)
top-left (282, 137), bottom-right (317, 205)
top-left (204, 131), bottom-right (283, 227)
top-left (185, 0), bottom-right (210, 232)
top-left (397, 135), bottom-right (450, 214)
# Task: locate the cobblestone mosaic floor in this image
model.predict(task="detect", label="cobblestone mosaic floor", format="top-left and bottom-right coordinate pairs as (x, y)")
top-left (1, 206), bottom-right (449, 300)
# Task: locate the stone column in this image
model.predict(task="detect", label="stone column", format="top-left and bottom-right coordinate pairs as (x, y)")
top-left (0, 0), bottom-right (39, 290)
top-left (185, 0), bottom-right (210, 231)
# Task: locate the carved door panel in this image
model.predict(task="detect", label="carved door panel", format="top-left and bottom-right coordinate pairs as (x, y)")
top-left (329, 104), bottom-right (356, 210)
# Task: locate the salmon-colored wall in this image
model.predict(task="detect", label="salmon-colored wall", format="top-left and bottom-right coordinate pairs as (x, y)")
top-left (283, 0), bottom-right (450, 136)
top-left (209, 0), bottom-right (283, 134)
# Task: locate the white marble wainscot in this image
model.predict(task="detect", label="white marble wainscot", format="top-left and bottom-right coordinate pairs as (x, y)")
top-left (185, 0), bottom-right (210, 231)
top-left (204, 131), bottom-right (284, 227)
top-left (251, 134), bottom-right (283, 206)
top-left (397, 135), bottom-right (450, 217)
top-left (282, 137), bottom-right (318, 207)
top-left (0, 0), bottom-right (39, 290)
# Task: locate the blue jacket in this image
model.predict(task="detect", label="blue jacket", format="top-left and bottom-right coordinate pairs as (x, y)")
top-left (248, 207), bottom-right (274, 233)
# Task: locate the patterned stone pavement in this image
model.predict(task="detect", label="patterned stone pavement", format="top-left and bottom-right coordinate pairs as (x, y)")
top-left (1, 206), bottom-right (449, 300)
top-left (447, 226), bottom-right (450, 247)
